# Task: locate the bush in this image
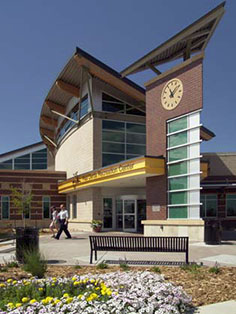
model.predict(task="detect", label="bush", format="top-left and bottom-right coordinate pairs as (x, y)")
top-left (119, 260), bottom-right (130, 271)
top-left (180, 263), bottom-right (202, 274)
top-left (22, 249), bottom-right (47, 278)
top-left (209, 262), bottom-right (221, 274)
top-left (151, 266), bottom-right (161, 273)
top-left (96, 262), bottom-right (108, 269)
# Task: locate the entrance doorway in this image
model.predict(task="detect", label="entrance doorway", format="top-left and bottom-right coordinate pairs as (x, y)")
top-left (115, 196), bottom-right (146, 233)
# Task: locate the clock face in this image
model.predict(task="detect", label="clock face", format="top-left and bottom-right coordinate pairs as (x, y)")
top-left (161, 78), bottom-right (183, 110)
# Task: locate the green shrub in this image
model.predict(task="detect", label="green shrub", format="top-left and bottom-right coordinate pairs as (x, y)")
top-left (5, 261), bottom-right (19, 268)
top-left (96, 262), bottom-right (108, 269)
top-left (151, 266), bottom-right (161, 273)
top-left (22, 249), bottom-right (47, 278)
top-left (0, 266), bottom-right (8, 272)
top-left (74, 264), bottom-right (82, 270)
top-left (119, 261), bottom-right (130, 271)
top-left (180, 263), bottom-right (201, 274)
top-left (209, 263), bottom-right (221, 274)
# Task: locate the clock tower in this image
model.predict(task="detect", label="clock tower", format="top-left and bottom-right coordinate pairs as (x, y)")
top-left (121, 2), bottom-right (225, 241)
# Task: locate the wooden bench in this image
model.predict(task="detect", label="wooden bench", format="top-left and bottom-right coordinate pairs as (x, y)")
top-left (89, 235), bottom-right (189, 264)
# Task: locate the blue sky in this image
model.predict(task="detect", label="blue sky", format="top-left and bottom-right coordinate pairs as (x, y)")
top-left (0, 0), bottom-right (235, 154)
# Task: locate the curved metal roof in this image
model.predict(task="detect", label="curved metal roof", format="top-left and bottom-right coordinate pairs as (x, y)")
top-left (121, 2), bottom-right (225, 77)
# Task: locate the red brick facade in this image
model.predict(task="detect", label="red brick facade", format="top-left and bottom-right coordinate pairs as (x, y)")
top-left (146, 56), bottom-right (203, 220)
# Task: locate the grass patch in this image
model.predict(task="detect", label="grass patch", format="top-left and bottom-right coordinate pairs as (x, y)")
top-left (22, 249), bottom-right (47, 278)
top-left (180, 263), bottom-right (202, 274)
top-left (150, 266), bottom-right (161, 273)
top-left (96, 262), bottom-right (108, 270)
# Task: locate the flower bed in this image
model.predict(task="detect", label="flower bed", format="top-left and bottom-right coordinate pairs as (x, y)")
top-left (0, 271), bottom-right (192, 313)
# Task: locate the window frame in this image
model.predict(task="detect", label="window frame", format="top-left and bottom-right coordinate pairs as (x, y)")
top-left (226, 194), bottom-right (236, 217)
top-left (1, 196), bottom-right (10, 220)
top-left (42, 196), bottom-right (51, 219)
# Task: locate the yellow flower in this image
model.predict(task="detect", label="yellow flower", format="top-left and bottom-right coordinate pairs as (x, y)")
top-left (72, 276), bottom-right (77, 281)
top-left (0, 283), bottom-right (6, 288)
top-left (95, 287), bottom-right (100, 290)
top-left (22, 297), bottom-right (29, 303)
top-left (13, 280), bottom-right (17, 285)
top-left (46, 296), bottom-right (53, 303)
top-left (7, 279), bottom-right (13, 283)
top-left (54, 299), bottom-right (60, 304)
top-left (7, 303), bottom-right (14, 308)
top-left (24, 282), bottom-right (30, 286)
top-left (66, 297), bottom-right (73, 304)
top-left (63, 293), bottom-right (69, 298)
top-left (51, 283), bottom-right (55, 286)
top-left (90, 279), bottom-right (95, 283)
top-left (52, 277), bottom-right (57, 281)
top-left (16, 303), bottom-right (22, 308)
top-left (38, 287), bottom-right (43, 291)
top-left (42, 299), bottom-right (48, 305)
top-left (73, 281), bottom-right (80, 286)
top-left (30, 299), bottom-right (37, 304)
top-left (77, 294), bottom-right (83, 299)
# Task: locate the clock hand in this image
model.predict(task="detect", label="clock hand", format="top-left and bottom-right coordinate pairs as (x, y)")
top-left (167, 85), bottom-right (174, 98)
top-left (172, 85), bottom-right (180, 95)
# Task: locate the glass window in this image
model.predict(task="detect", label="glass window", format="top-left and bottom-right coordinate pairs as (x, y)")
top-left (169, 192), bottom-right (187, 205)
top-left (168, 146), bottom-right (188, 162)
top-left (169, 206), bottom-right (188, 219)
top-left (102, 142), bottom-right (125, 154)
top-left (72, 195), bottom-right (77, 219)
top-left (169, 177), bottom-right (188, 191)
top-left (126, 144), bottom-right (145, 155)
top-left (43, 196), bottom-right (50, 219)
top-left (0, 160), bottom-right (13, 170)
top-left (102, 102), bottom-right (124, 113)
top-left (127, 133), bottom-right (146, 144)
top-left (14, 154), bottom-right (30, 170)
top-left (102, 154), bottom-right (125, 167)
top-left (226, 194), bottom-right (236, 217)
top-left (79, 96), bottom-right (90, 119)
top-left (127, 123), bottom-right (146, 134)
top-left (2, 196), bottom-right (9, 219)
top-left (32, 148), bottom-right (47, 170)
top-left (102, 120), bottom-right (125, 131)
top-left (102, 131), bottom-right (125, 143)
top-left (200, 194), bottom-right (217, 217)
top-left (168, 131), bottom-right (187, 148)
top-left (168, 117), bottom-right (187, 133)
top-left (168, 161), bottom-right (188, 176)
top-left (103, 198), bottom-right (113, 228)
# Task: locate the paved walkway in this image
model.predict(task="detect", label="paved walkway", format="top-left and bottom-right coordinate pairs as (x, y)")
top-left (0, 232), bottom-right (236, 313)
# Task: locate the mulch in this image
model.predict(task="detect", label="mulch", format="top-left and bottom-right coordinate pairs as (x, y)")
top-left (0, 264), bottom-right (235, 307)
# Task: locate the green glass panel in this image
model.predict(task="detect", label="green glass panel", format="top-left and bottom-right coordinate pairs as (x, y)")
top-left (102, 154), bottom-right (125, 167)
top-left (206, 200), bottom-right (217, 217)
top-left (168, 146), bottom-right (187, 162)
top-left (102, 142), bottom-right (125, 154)
top-left (126, 144), bottom-right (145, 155)
top-left (227, 199), bottom-right (236, 216)
top-left (168, 161), bottom-right (187, 176)
top-left (102, 120), bottom-right (125, 131)
top-left (169, 206), bottom-right (187, 218)
top-left (43, 196), bottom-right (50, 219)
top-left (127, 133), bottom-right (146, 144)
top-left (0, 160), bottom-right (13, 170)
top-left (169, 192), bottom-right (187, 204)
top-left (168, 131), bottom-right (187, 148)
top-left (102, 131), bottom-right (125, 143)
top-left (126, 123), bottom-right (146, 134)
top-left (2, 196), bottom-right (9, 219)
top-left (169, 176), bottom-right (188, 191)
top-left (168, 117), bottom-right (187, 133)
top-left (226, 194), bottom-right (236, 200)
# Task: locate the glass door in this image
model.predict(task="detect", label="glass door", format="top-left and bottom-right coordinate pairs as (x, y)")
top-left (115, 198), bottom-right (137, 232)
top-left (123, 200), bottom-right (136, 232)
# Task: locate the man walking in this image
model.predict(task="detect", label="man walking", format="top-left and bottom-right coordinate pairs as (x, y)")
top-left (55, 204), bottom-right (72, 240)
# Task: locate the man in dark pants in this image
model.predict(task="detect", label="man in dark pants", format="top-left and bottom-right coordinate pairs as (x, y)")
top-left (55, 204), bottom-right (72, 240)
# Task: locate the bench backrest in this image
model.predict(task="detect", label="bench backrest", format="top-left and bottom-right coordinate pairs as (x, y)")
top-left (89, 236), bottom-right (188, 252)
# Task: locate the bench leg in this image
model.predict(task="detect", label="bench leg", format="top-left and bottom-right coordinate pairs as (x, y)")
top-left (90, 250), bottom-right (93, 264)
top-left (95, 250), bottom-right (97, 261)
top-left (186, 250), bottom-right (189, 264)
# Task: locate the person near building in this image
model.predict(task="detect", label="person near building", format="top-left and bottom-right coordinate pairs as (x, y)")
top-left (49, 206), bottom-right (59, 238)
top-left (55, 204), bottom-right (72, 240)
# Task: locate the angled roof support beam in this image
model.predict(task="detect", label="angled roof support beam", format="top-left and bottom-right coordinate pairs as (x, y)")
top-left (40, 128), bottom-right (55, 139)
top-left (183, 39), bottom-right (192, 61)
top-left (50, 110), bottom-right (79, 124)
top-left (45, 100), bottom-right (65, 114)
top-left (77, 66), bottom-right (84, 122)
top-left (56, 80), bottom-right (80, 98)
top-left (43, 135), bottom-right (57, 148)
top-left (41, 115), bottom-right (57, 127)
top-left (82, 66), bottom-right (94, 114)
top-left (148, 63), bottom-right (162, 75)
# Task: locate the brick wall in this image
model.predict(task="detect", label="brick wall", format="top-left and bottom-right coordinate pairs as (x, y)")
top-left (146, 56), bottom-right (203, 220)
top-left (0, 170), bottom-right (66, 228)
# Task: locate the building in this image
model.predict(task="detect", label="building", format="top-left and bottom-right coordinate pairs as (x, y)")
top-left (1, 2), bottom-right (235, 240)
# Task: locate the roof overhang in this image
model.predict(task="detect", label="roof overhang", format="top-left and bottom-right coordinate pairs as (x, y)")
top-left (58, 156), bottom-right (165, 194)
top-left (39, 48), bottom-right (145, 149)
top-left (121, 2), bottom-right (225, 77)
top-left (200, 126), bottom-right (215, 141)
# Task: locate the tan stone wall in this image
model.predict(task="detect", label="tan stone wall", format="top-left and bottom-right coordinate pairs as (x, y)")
top-left (143, 220), bottom-right (204, 242)
top-left (55, 119), bottom-right (94, 178)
